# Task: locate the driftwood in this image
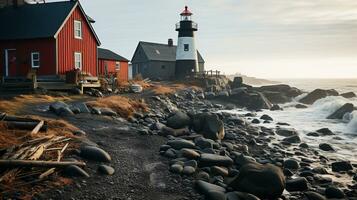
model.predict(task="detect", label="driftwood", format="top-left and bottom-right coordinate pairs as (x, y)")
top-left (4, 121), bottom-right (48, 131)
top-left (31, 120), bottom-right (44, 136)
top-left (0, 160), bottom-right (85, 168)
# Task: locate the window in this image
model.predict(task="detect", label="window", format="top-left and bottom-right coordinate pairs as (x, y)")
top-left (161, 65), bottom-right (166, 69)
top-left (155, 49), bottom-right (160, 55)
top-left (115, 62), bottom-right (121, 71)
top-left (31, 52), bottom-right (40, 68)
top-left (184, 44), bottom-right (189, 51)
top-left (74, 52), bottom-right (82, 70)
top-left (74, 20), bottom-right (82, 39)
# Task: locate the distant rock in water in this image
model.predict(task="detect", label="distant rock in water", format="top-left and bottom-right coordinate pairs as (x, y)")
top-left (295, 104), bottom-right (308, 109)
top-left (299, 89), bottom-right (339, 104)
top-left (327, 103), bottom-right (354, 119)
top-left (341, 92), bottom-right (356, 98)
top-left (257, 84), bottom-right (302, 104)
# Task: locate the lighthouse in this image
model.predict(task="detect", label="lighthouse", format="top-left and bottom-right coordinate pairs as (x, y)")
top-left (175, 6), bottom-right (199, 79)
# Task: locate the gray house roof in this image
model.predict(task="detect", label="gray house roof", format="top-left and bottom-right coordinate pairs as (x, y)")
top-left (0, 1), bottom-right (100, 44)
top-left (98, 48), bottom-right (129, 62)
top-left (132, 41), bottom-right (205, 63)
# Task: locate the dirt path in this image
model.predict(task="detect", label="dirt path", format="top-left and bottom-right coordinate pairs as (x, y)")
top-left (32, 113), bottom-right (200, 200)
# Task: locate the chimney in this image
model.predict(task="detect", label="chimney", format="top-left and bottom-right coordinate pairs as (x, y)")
top-left (168, 38), bottom-right (173, 47)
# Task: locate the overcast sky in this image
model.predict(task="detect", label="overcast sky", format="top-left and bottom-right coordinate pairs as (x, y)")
top-left (51, 0), bottom-right (357, 78)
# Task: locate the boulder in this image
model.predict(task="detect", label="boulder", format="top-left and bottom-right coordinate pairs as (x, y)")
top-left (299, 89), bottom-right (339, 104)
top-left (231, 77), bottom-right (243, 88)
top-left (170, 164), bottom-right (183, 174)
top-left (195, 180), bottom-right (226, 196)
top-left (100, 108), bottom-right (117, 116)
top-left (72, 102), bottom-right (91, 113)
top-left (181, 148), bottom-right (200, 159)
top-left (182, 166), bottom-right (196, 175)
top-left (270, 104), bottom-right (282, 111)
top-left (304, 191), bottom-right (326, 200)
top-left (194, 137), bottom-right (215, 149)
top-left (325, 186), bottom-right (345, 199)
top-left (276, 128), bottom-right (298, 137)
top-left (262, 91), bottom-right (291, 104)
top-left (260, 114), bottom-right (273, 121)
top-left (258, 84), bottom-right (302, 98)
top-left (251, 119), bottom-right (260, 124)
top-left (196, 171), bottom-right (210, 181)
top-left (97, 165), bottom-right (115, 175)
top-left (166, 111), bottom-right (191, 129)
top-left (228, 162), bottom-right (285, 199)
top-left (341, 92), bottom-right (356, 98)
top-left (80, 146), bottom-right (111, 162)
top-left (49, 101), bottom-right (70, 115)
top-left (319, 143), bottom-right (334, 151)
top-left (199, 153), bottom-right (234, 167)
top-left (57, 106), bottom-right (74, 116)
top-left (286, 177), bottom-right (308, 192)
top-left (284, 159), bottom-right (300, 170)
top-left (316, 128), bottom-right (334, 136)
top-left (226, 192), bottom-right (260, 200)
top-left (283, 135), bottom-right (301, 144)
top-left (327, 103), bottom-right (354, 119)
top-left (295, 104), bottom-right (308, 109)
top-left (160, 126), bottom-right (190, 137)
top-left (331, 161), bottom-right (353, 172)
top-left (192, 113), bottom-right (225, 140)
top-left (167, 139), bottom-right (196, 150)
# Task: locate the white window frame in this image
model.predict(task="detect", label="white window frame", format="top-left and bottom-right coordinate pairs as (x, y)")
top-left (74, 20), bottom-right (82, 39)
top-left (74, 52), bottom-right (82, 70)
top-left (31, 52), bottom-right (40, 68)
top-left (115, 61), bottom-right (121, 71)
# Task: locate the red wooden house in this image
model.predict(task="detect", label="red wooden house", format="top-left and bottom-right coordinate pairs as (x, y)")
top-left (0, 0), bottom-right (100, 80)
top-left (98, 48), bottom-right (129, 81)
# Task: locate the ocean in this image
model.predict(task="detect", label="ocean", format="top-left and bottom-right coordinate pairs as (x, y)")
top-left (231, 79), bottom-right (357, 162)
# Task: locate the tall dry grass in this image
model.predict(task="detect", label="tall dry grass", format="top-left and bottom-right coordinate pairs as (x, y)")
top-left (87, 96), bottom-right (148, 118)
top-left (0, 95), bottom-right (70, 115)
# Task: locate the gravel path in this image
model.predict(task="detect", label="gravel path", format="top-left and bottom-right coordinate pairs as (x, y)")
top-left (35, 113), bottom-right (200, 200)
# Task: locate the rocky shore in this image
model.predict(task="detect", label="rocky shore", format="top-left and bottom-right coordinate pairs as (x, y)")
top-left (1, 78), bottom-right (357, 200)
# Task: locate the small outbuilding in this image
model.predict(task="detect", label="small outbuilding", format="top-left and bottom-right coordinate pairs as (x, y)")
top-left (131, 40), bottom-right (205, 80)
top-left (98, 48), bottom-right (129, 81)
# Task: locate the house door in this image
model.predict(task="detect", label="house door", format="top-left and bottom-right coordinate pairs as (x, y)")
top-left (6, 49), bottom-right (17, 77)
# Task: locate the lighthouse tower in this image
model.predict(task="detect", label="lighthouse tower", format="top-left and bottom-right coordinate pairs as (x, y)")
top-left (175, 6), bottom-right (198, 79)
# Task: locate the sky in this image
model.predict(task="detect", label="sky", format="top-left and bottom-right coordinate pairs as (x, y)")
top-left (49, 0), bottom-right (357, 79)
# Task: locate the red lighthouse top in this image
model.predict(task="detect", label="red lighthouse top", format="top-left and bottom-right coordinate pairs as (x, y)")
top-left (180, 6), bottom-right (193, 16)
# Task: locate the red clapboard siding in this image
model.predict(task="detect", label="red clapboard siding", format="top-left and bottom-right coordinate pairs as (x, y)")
top-left (0, 39), bottom-right (56, 77)
top-left (98, 59), bottom-right (129, 81)
top-left (57, 6), bottom-right (98, 76)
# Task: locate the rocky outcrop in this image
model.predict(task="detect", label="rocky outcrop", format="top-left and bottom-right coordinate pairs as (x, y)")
top-left (341, 92), bottom-right (356, 98)
top-left (257, 84), bottom-right (302, 104)
top-left (327, 103), bottom-right (354, 119)
top-left (299, 89), bottom-right (339, 104)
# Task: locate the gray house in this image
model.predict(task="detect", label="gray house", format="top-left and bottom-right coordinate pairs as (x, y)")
top-left (131, 41), bottom-right (205, 80)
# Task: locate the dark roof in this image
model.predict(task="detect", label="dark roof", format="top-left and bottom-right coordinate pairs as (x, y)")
top-left (136, 41), bottom-right (205, 63)
top-left (0, 1), bottom-right (100, 44)
top-left (98, 48), bottom-right (129, 62)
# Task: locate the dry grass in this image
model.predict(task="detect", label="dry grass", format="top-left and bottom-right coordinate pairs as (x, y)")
top-left (152, 83), bottom-right (202, 95)
top-left (0, 95), bottom-right (70, 115)
top-left (87, 96), bottom-right (148, 118)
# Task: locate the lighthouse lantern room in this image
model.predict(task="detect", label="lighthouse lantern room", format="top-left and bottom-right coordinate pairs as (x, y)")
top-left (175, 6), bottom-right (199, 79)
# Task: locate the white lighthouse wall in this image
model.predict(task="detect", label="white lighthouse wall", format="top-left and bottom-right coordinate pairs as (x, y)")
top-left (176, 37), bottom-right (198, 61)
